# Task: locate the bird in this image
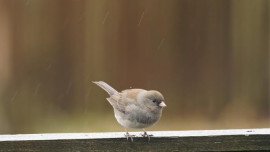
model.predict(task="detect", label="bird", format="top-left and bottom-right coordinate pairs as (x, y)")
top-left (93, 81), bottom-right (166, 142)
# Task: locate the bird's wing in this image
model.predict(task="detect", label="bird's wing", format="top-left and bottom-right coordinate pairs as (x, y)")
top-left (107, 89), bottom-right (145, 114)
top-left (120, 89), bottom-right (146, 103)
top-left (107, 93), bottom-right (127, 114)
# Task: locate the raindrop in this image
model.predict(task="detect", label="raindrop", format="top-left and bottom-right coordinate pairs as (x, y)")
top-left (24, 0), bottom-right (30, 5)
top-left (157, 38), bottom-right (165, 50)
top-left (10, 91), bottom-right (18, 102)
top-left (66, 81), bottom-right (73, 94)
top-left (102, 11), bottom-right (109, 24)
top-left (137, 11), bottom-right (145, 27)
top-left (46, 63), bottom-right (53, 71)
top-left (33, 83), bottom-right (41, 96)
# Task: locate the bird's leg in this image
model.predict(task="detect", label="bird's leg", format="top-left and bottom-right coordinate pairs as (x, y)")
top-left (141, 128), bottom-right (153, 141)
top-left (124, 128), bottom-right (136, 142)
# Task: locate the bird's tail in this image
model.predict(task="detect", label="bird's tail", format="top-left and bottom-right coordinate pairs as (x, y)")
top-left (93, 81), bottom-right (118, 96)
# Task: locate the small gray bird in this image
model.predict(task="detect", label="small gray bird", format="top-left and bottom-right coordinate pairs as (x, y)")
top-left (93, 81), bottom-right (166, 141)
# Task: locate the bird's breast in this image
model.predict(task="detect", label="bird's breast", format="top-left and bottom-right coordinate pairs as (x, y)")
top-left (114, 108), bottom-right (162, 129)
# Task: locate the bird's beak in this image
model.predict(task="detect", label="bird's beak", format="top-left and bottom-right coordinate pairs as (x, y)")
top-left (159, 101), bottom-right (166, 107)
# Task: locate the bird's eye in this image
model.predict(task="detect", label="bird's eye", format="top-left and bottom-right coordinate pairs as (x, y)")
top-left (153, 99), bottom-right (156, 103)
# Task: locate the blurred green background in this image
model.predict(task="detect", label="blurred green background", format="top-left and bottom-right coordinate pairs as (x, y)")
top-left (0, 0), bottom-right (269, 134)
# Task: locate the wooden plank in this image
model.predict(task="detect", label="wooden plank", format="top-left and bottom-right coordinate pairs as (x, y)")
top-left (0, 128), bottom-right (270, 152)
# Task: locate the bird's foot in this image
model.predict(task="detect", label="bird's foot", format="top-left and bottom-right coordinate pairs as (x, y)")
top-left (125, 132), bottom-right (136, 142)
top-left (141, 131), bottom-right (153, 142)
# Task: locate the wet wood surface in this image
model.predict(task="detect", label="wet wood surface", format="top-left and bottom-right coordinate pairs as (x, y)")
top-left (1, 128), bottom-right (270, 152)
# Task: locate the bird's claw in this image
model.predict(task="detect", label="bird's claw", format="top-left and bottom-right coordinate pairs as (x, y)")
top-left (141, 132), bottom-right (153, 142)
top-left (125, 132), bottom-right (136, 142)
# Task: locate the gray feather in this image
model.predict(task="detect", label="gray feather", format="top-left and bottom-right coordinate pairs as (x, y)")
top-left (93, 81), bottom-right (118, 96)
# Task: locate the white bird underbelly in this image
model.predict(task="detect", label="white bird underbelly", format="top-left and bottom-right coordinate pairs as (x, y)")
top-left (114, 113), bottom-right (155, 129)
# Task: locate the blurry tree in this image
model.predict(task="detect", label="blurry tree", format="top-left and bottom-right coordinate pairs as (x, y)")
top-left (0, 0), bottom-right (12, 133)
